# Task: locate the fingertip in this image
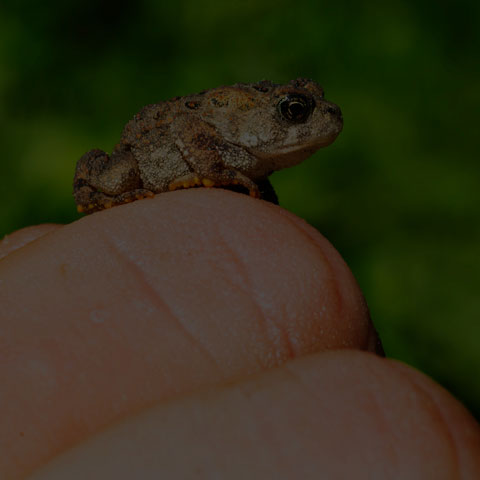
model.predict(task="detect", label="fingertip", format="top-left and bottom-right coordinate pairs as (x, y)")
top-left (385, 359), bottom-right (480, 477)
top-left (70, 188), bottom-right (375, 357)
top-left (282, 350), bottom-right (480, 478)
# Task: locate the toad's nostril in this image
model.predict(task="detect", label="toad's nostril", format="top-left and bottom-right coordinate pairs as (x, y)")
top-left (326, 105), bottom-right (340, 115)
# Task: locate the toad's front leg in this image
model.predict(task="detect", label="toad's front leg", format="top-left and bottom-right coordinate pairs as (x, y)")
top-left (73, 148), bottom-right (154, 214)
top-left (168, 169), bottom-right (261, 199)
top-left (171, 121), bottom-right (262, 199)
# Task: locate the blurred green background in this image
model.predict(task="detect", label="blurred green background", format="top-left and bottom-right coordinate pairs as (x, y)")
top-left (1, 1), bottom-right (479, 419)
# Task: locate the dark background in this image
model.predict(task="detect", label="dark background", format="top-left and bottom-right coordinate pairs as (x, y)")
top-left (1, 1), bottom-right (479, 419)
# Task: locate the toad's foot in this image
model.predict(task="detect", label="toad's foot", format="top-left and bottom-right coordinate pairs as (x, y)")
top-left (77, 188), bottom-right (154, 214)
top-left (168, 170), bottom-right (261, 199)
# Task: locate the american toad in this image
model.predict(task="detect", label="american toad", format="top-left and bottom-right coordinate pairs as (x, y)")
top-left (73, 78), bottom-right (343, 213)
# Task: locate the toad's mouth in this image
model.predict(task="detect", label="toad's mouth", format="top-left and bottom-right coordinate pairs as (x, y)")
top-left (247, 130), bottom-right (340, 158)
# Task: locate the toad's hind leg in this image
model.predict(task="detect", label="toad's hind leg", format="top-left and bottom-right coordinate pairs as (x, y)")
top-left (75, 189), bottom-right (155, 214)
top-left (74, 148), bottom-right (154, 214)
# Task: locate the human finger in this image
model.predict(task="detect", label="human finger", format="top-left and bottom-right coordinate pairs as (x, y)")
top-left (1, 188), bottom-right (380, 478)
top-left (29, 350), bottom-right (480, 479)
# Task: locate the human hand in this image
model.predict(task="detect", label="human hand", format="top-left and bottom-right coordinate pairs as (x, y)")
top-left (1, 189), bottom-right (479, 479)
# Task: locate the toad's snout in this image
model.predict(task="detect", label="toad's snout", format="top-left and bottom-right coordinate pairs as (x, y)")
top-left (320, 100), bottom-right (342, 120)
top-left (318, 100), bottom-right (343, 139)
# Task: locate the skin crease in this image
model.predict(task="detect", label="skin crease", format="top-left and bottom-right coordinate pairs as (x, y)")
top-left (0, 189), bottom-right (479, 479)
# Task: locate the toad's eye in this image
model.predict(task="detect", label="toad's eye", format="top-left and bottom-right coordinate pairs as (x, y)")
top-left (277, 94), bottom-right (313, 123)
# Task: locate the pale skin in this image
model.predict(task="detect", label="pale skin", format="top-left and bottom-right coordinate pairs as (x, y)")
top-left (1, 189), bottom-right (479, 479)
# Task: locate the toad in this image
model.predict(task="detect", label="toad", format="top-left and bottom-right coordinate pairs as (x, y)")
top-left (73, 78), bottom-right (343, 213)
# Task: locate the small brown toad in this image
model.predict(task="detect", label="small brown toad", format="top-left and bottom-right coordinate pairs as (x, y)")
top-left (73, 78), bottom-right (343, 213)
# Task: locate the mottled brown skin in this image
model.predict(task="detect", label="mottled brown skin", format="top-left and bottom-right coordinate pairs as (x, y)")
top-left (73, 78), bottom-right (343, 213)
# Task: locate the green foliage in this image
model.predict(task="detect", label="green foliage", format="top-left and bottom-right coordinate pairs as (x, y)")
top-left (1, 0), bottom-right (479, 418)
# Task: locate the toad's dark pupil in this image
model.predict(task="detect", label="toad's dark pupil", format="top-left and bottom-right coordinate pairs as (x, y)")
top-left (289, 102), bottom-right (305, 117)
top-left (278, 95), bottom-right (311, 123)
